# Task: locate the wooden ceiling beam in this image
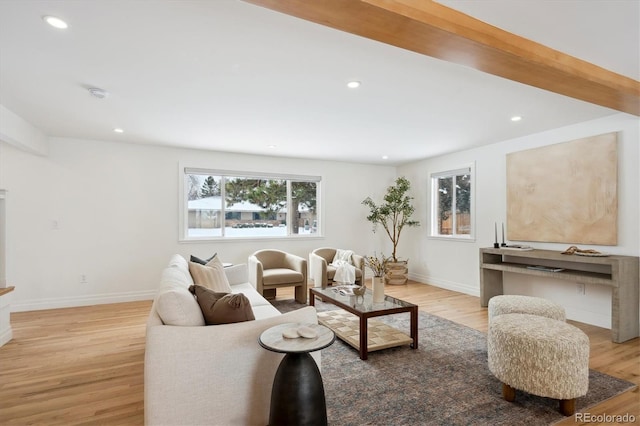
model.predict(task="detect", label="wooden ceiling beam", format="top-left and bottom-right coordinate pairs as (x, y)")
top-left (242, 0), bottom-right (640, 116)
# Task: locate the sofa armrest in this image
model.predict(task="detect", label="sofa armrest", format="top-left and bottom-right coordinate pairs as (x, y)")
top-left (248, 255), bottom-right (263, 292)
top-left (309, 252), bottom-right (328, 288)
top-left (352, 254), bottom-right (365, 274)
top-left (224, 263), bottom-right (248, 286)
top-left (145, 307), bottom-right (319, 426)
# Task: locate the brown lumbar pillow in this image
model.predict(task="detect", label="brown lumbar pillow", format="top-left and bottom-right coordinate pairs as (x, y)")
top-left (188, 285), bottom-right (255, 325)
top-left (209, 293), bottom-right (255, 325)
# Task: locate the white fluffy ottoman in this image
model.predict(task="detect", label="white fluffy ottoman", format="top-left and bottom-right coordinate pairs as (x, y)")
top-left (488, 295), bottom-right (565, 322)
top-left (487, 313), bottom-right (590, 415)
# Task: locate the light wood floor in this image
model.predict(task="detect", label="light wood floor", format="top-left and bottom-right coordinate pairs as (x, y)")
top-left (0, 281), bottom-right (637, 425)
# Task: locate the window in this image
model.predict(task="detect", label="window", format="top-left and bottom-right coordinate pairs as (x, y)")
top-left (430, 165), bottom-right (474, 239)
top-left (182, 168), bottom-right (320, 240)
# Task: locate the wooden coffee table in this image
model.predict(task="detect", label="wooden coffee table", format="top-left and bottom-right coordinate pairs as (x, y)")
top-left (309, 286), bottom-right (418, 360)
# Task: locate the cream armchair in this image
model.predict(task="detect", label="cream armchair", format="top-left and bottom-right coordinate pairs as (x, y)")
top-left (248, 249), bottom-right (307, 303)
top-left (309, 247), bottom-right (365, 288)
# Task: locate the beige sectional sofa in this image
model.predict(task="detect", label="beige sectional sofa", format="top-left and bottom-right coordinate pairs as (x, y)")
top-left (145, 254), bottom-right (318, 426)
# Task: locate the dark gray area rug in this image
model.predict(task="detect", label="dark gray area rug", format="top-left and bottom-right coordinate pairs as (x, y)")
top-left (272, 299), bottom-right (636, 426)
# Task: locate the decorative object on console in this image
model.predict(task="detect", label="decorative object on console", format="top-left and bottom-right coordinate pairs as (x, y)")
top-left (507, 132), bottom-right (617, 245)
top-left (362, 176), bottom-right (420, 285)
top-left (561, 245), bottom-right (608, 256)
top-left (500, 244), bottom-right (533, 251)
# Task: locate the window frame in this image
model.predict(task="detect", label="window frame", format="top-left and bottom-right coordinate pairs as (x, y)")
top-left (429, 163), bottom-right (475, 241)
top-left (179, 166), bottom-right (322, 242)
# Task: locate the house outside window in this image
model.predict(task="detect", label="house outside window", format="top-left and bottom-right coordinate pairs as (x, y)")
top-left (182, 168), bottom-right (320, 240)
top-left (430, 164), bottom-right (474, 240)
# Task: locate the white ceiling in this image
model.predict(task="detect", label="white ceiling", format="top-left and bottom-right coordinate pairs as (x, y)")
top-left (0, 0), bottom-right (638, 165)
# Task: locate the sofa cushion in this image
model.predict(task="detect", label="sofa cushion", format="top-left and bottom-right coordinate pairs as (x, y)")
top-left (155, 286), bottom-right (205, 326)
top-left (189, 284), bottom-right (255, 325)
top-left (326, 265), bottom-right (363, 281)
top-left (231, 283), bottom-right (272, 307)
top-left (189, 257), bottom-right (232, 293)
top-left (251, 303), bottom-right (283, 320)
top-left (161, 267), bottom-right (193, 289)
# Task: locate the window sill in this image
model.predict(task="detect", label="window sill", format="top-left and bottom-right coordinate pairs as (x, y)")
top-left (179, 235), bottom-right (325, 244)
top-left (427, 235), bottom-right (476, 243)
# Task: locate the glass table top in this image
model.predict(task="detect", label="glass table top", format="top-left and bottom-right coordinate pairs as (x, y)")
top-left (310, 286), bottom-right (416, 314)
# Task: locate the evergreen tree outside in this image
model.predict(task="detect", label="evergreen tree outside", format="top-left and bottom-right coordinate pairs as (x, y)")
top-left (200, 176), bottom-right (220, 198)
top-left (225, 178), bottom-right (286, 219)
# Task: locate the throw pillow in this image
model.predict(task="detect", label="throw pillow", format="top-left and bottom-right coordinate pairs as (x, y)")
top-left (155, 286), bottom-right (205, 326)
top-left (188, 257), bottom-right (232, 293)
top-left (189, 285), bottom-right (255, 325)
top-left (190, 253), bottom-right (217, 265)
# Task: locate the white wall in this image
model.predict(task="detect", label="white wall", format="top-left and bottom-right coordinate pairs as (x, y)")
top-left (0, 105), bottom-right (48, 156)
top-left (398, 113), bottom-right (640, 329)
top-left (2, 112), bottom-right (638, 328)
top-left (0, 137), bottom-right (395, 311)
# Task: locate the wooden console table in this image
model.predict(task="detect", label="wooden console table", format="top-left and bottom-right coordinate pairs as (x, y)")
top-left (479, 248), bottom-right (639, 343)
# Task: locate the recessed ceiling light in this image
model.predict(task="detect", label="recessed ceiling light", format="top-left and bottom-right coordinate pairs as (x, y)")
top-left (511, 116), bottom-right (522, 122)
top-left (113, 128), bottom-right (124, 133)
top-left (43, 15), bottom-right (68, 29)
top-left (347, 81), bottom-right (361, 89)
top-left (267, 144), bottom-right (277, 149)
top-left (382, 155), bottom-right (389, 160)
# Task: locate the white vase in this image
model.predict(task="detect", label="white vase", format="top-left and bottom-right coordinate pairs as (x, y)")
top-left (372, 276), bottom-right (385, 303)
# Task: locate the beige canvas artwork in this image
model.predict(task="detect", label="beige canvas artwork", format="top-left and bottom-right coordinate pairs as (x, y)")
top-left (506, 132), bottom-right (618, 245)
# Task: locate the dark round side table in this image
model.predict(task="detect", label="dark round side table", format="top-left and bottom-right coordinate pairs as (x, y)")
top-left (259, 322), bottom-right (335, 426)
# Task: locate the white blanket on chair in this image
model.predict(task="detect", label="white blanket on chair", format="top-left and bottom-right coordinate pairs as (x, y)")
top-left (331, 249), bottom-right (356, 284)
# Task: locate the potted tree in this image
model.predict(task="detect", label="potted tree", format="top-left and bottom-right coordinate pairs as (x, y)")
top-left (362, 176), bottom-right (420, 284)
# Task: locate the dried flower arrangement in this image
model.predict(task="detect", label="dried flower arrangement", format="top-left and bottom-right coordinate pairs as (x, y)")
top-left (364, 253), bottom-right (389, 277)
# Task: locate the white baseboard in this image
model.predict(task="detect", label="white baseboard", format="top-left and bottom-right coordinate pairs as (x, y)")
top-left (408, 272), bottom-right (480, 297)
top-left (0, 326), bottom-right (12, 347)
top-left (11, 290), bottom-right (156, 312)
top-left (565, 307), bottom-right (611, 329)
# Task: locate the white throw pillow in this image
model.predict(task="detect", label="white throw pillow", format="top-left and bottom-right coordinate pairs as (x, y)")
top-left (188, 257), bottom-right (233, 293)
top-left (155, 286), bottom-right (205, 326)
